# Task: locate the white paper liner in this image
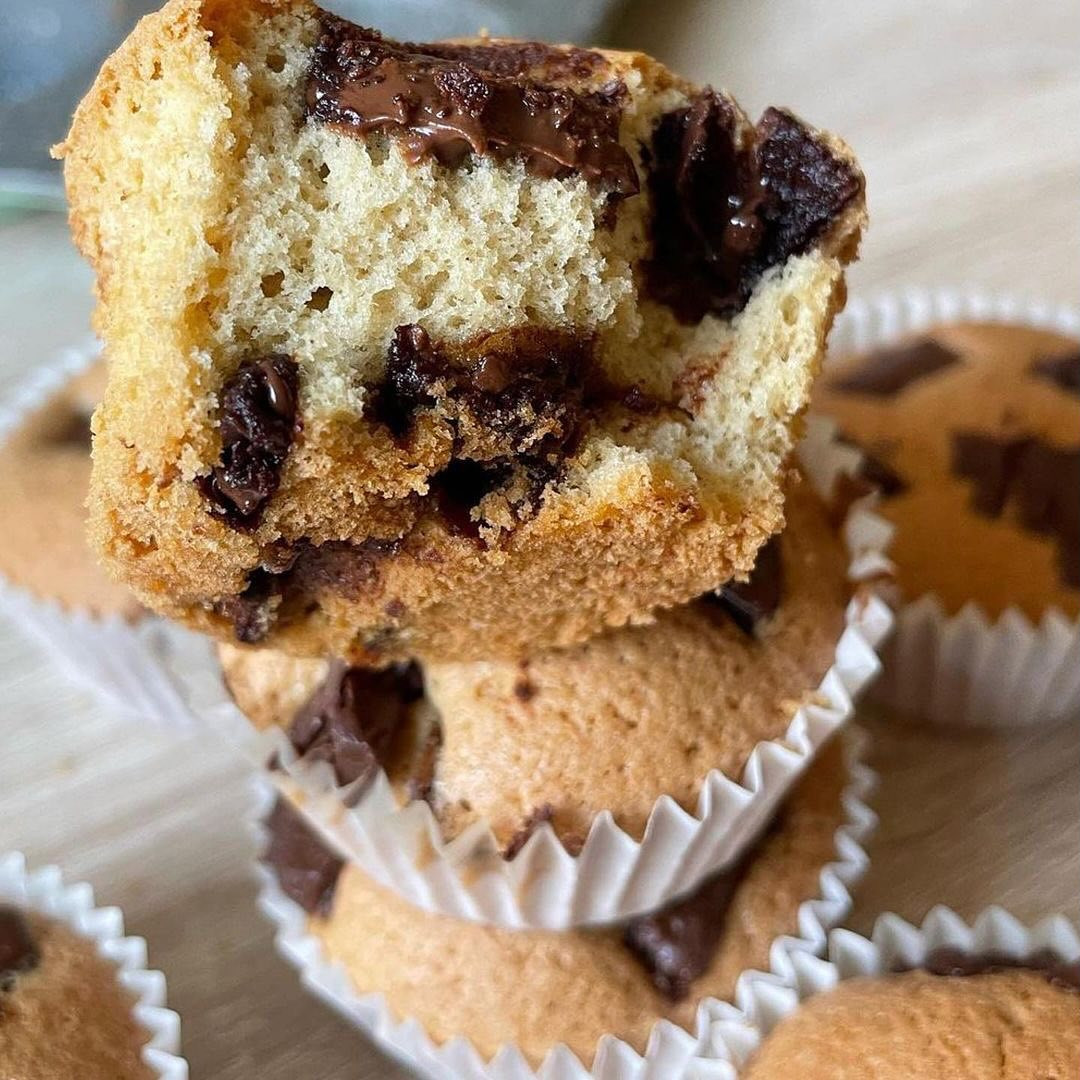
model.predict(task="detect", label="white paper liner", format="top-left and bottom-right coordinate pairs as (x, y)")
top-left (823, 288), bottom-right (1080, 728)
top-left (249, 729), bottom-right (877, 1080)
top-left (182, 423), bottom-right (893, 930)
top-left (0, 339), bottom-right (205, 730)
top-left (702, 905), bottom-right (1080, 1072)
top-left (0, 851), bottom-right (188, 1079)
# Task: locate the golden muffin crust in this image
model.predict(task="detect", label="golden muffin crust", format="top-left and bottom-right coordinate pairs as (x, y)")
top-left (0, 361), bottom-right (140, 618)
top-left (742, 964), bottom-right (1080, 1080)
top-left (815, 323), bottom-right (1079, 620)
top-left (58, 0), bottom-right (865, 662)
top-left (0, 910), bottom-right (153, 1080)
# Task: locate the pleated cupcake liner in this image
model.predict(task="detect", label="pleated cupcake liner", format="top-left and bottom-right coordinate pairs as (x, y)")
top-left (824, 288), bottom-right (1080, 728)
top-left (0, 850), bottom-right (187, 1080)
top-left (248, 729), bottom-right (877, 1080)
top-left (702, 905), bottom-right (1080, 1072)
top-left (187, 418), bottom-right (893, 929)
top-left (0, 338), bottom-right (205, 730)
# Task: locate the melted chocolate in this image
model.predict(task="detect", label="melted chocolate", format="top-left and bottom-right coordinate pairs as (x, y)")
top-left (907, 948), bottom-right (1080, 993)
top-left (261, 798), bottom-right (344, 916)
top-left (0, 906), bottom-right (39, 991)
top-left (306, 19), bottom-right (638, 197)
top-left (200, 356), bottom-right (301, 528)
top-left (288, 538), bottom-right (404, 601)
top-left (645, 98), bottom-right (861, 322)
top-left (951, 432), bottom-right (1080, 587)
top-left (624, 811), bottom-right (784, 1000)
top-left (1031, 349), bottom-right (1080, 397)
top-left (370, 323), bottom-right (591, 453)
top-left (700, 534), bottom-right (784, 636)
top-left (289, 660), bottom-right (423, 787)
top-left (214, 566), bottom-right (284, 644)
top-left (831, 339), bottom-right (960, 396)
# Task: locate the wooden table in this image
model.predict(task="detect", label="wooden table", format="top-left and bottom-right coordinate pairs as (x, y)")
top-left (0, 1), bottom-right (1076, 1075)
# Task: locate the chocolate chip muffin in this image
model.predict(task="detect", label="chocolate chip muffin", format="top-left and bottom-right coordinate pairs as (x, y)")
top-left (223, 477), bottom-right (852, 851)
top-left (0, 905), bottom-right (155, 1079)
top-left (814, 323), bottom-right (1079, 621)
top-left (741, 951), bottom-right (1080, 1079)
top-left (0, 360), bottom-right (140, 618)
top-left (261, 738), bottom-right (854, 1066)
top-left (57, 0), bottom-right (865, 662)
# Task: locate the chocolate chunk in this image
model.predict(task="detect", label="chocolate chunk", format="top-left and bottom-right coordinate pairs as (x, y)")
top-left (200, 355), bottom-right (300, 528)
top-left (215, 566), bottom-right (283, 644)
top-left (644, 97), bottom-right (861, 322)
top-left (371, 323), bottom-right (591, 454)
top-left (835, 433), bottom-right (907, 497)
top-left (1031, 349), bottom-right (1080, 397)
top-left (306, 18), bottom-right (638, 198)
top-left (0, 906), bottom-right (39, 990)
top-left (261, 799), bottom-right (343, 916)
top-left (429, 459), bottom-right (510, 539)
top-left (503, 804), bottom-right (554, 860)
top-left (624, 838), bottom-right (769, 1001)
top-left (951, 432), bottom-right (1080, 587)
top-left (289, 660), bottom-right (423, 787)
top-left (910, 948), bottom-right (1080, 993)
top-left (289, 537), bottom-right (404, 601)
top-left (700, 534), bottom-right (784, 636)
top-left (831, 339), bottom-right (960, 396)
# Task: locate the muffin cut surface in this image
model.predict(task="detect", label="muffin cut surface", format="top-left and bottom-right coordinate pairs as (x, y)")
top-left (59, 0), bottom-right (865, 661)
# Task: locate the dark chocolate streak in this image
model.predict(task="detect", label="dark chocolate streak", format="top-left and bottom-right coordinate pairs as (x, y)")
top-left (200, 355), bottom-right (301, 528)
top-left (830, 339), bottom-right (960, 396)
top-left (289, 659), bottom-right (423, 788)
top-left (645, 97), bottom-right (861, 322)
top-left (1031, 349), bottom-right (1080, 397)
top-left (261, 799), bottom-right (344, 916)
top-left (904, 947), bottom-right (1080, 993)
top-left (699, 533), bottom-right (784, 637)
top-left (0, 906), bottom-right (39, 991)
top-left (624, 810), bottom-right (785, 1001)
top-left (951, 431), bottom-right (1080, 588)
top-left (306, 18), bottom-right (638, 197)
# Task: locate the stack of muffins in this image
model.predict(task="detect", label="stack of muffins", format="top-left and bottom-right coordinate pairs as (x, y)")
top-left (0, 0), bottom-right (1059, 1074)
top-left (49, 0), bottom-right (886, 1069)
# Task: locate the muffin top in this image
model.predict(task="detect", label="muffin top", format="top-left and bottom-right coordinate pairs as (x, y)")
top-left (223, 475), bottom-right (851, 850)
top-left (262, 738), bottom-right (853, 1067)
top-left (0, 905), bottom-right (154, 1080)
top-left (814, 322), bottom-right (1079, 620)
top-left (741, 951), bottom-right (1080, 1079)
top-left (0, 361), bottom-right (140, 618)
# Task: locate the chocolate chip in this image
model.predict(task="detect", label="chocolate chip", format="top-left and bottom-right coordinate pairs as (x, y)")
top-left (951, 432), bottom-right (1080, 587)
top-left (644, 97), bottom-right (861, 323)
top-left (306, 18), bottom-right (638, 197)
top-left (513, 676), bottom-right (537, 702)
top-left (429, 459), bottom-right (510, 539)
top-left (911, 948), bottom-right (1080, 993)
top-left (289, 660), bottom-right (423, 788)
top-left (261, 799), bottom-right (343, 916)
top-left (700, 534), bottom-right (784, 636)
top-left (835, 432), bottom-right (907, 496)
top-left (831, 339), bottom-right (960, 396)
top-left (1031, 349), bottom-right (1080, 397)
top-left (502, 804), bottom-right (554, 860)
top-left (214, 567), bottom-right (283, 644)
top-left (200, 355), bottom-right (301, 528)
top-left (624, 863), bottom-right (746, 1001)
top-left (288, 538), bottom-right (404, 601)
top-left (0, 906), bottom-right (39, 990)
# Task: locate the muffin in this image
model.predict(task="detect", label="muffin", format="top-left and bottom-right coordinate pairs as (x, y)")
top-left (260, 738), bottom-right (857, 1067)
top-left (57, 0), bottom-right (865, 662)
top-left (814, 322), bottom-right (1079, 621)
top-left (741, 951), bottom-right (1079, 1079)
top-left (0, 904), bottom-right (156, 1079)
top-left (223, 477), bottom-right (852, 851)
top-left (0, 359), bottom-right (140, 618)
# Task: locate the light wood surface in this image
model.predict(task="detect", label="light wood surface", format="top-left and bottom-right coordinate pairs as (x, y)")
top-left (0, 1), bottom-right (1076, 1076)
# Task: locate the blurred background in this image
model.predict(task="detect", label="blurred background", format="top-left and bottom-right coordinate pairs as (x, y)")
top-left (0, 2), bottom-right (1076, 1078)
